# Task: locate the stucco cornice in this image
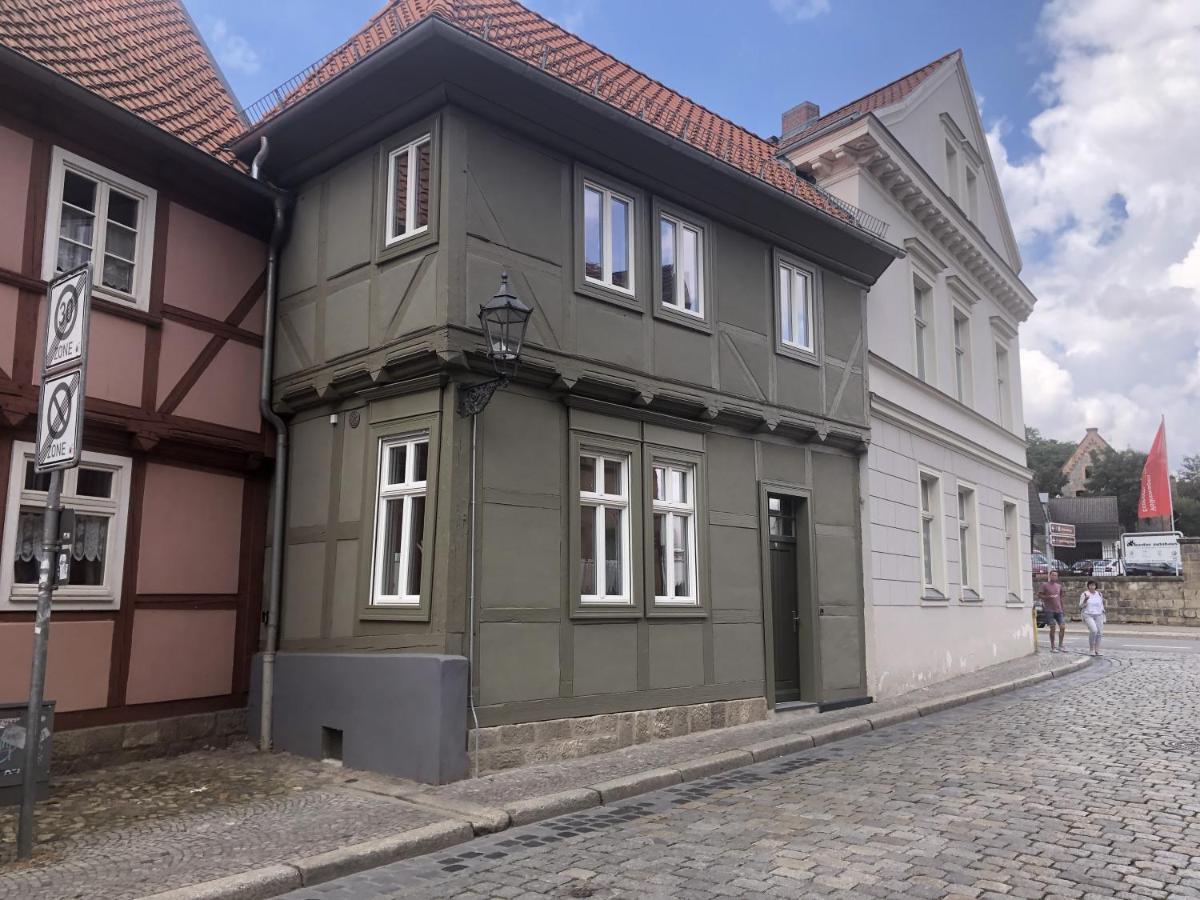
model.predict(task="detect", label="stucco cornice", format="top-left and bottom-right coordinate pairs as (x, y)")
top-left (788, 118), bottom-right (1036, 324)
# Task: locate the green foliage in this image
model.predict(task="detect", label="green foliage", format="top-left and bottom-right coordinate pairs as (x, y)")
top-left (1024, 427), bottom-right (1075, 497)
top-left (1173, 454), bottom-right (1200, 536)
top-left (1083, 448), bottom-right (1146, 532)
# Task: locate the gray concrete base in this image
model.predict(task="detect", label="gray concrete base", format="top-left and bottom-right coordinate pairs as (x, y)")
top-left (249, 652), bottom-right (468, 784)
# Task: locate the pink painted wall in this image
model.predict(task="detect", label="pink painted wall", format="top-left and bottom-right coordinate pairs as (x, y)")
top-left (163, 202), bottom-right (265, 322)
top-left (125, 608), bottom-right (235, 704)
top-left (155, 320), bottom-right (212, 410)
top-left (173, 338), bottom-right (262, 433)
top-left (0, 125), bottom-right (32, 272)
top-left (0, 620), bottom-right (112, 711)
top-left (0, 284), bottom-right (18, 379)
top-left (33, 307), bottom-right (145, 406)
top-left (137, 463), bottom-right (244, 595)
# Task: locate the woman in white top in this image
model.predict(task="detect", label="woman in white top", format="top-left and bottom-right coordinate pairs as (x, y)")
top-left (1079, 580), bottom-right (1105, 656)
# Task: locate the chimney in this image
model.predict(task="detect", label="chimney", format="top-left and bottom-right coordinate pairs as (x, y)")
top-left (781, 101), bottom-right (821, 139)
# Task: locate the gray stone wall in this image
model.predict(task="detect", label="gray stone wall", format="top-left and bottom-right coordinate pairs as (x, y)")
top-left (51, 709), bottom-right (246, 775)
top-left (473, 698), bottom-right (768, 775)
top-left (1058, 539), bottom-right (1200, 626)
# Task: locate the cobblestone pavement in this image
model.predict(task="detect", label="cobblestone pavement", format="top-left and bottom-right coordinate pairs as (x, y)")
top-left (286, 648), bottom-right (1200, 899)
top-left (0, 745), bottom-right (443, 900)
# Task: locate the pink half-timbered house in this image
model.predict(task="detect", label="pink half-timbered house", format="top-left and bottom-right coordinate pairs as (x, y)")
top-left (0, 0), bottom-right (273, 763)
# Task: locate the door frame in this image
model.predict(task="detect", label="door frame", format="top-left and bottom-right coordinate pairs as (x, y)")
top-left (758, 479), bottom-right (820, 709)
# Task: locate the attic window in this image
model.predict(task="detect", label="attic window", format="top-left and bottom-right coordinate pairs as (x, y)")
top-left (386, 134), bottom-right (432, 245)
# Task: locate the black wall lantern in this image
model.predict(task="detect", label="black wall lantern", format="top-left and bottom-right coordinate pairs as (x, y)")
top-left (457, 272), bottom-right (532, 416)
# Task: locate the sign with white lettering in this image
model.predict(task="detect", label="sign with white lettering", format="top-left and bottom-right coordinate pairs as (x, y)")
top-left (1048, 522), bottom-right (1076, 549)
top-left (35, 370), bottom-right (84, 472)
top-left (42, 265), bottom-right (91, 376)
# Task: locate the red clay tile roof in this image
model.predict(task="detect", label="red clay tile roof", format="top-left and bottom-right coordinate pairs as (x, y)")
top-left (783, 49), bottom-right (959, 146)
top-left (0, 0), bottom-right (245, 161)
top-left (256, 0), bottom-right (854, 225)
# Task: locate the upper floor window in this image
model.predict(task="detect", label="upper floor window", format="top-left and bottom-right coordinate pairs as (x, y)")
top-left (579, 451), bottom-right (632, 605)
top-left (995, 344), bottom-right (1012, 429)
top-left (953, 309), bottom-right (973, 404)
top-left (913, 276), bottom-right (933, 383)
top-left (945, 141), bottom-right (959, 202)
top-left (583, 181), bottom-right (633, 294)
top-left (964, 166), bottom-right (979, 220)
top-left (659, 214), bottom-right (702, 317)
top-left (651, 462), bottom-right (698, 606)
top-left (0, 442), bottom-right (132, 610)
top-left (778, 260), bottom-right (814, 353)
top-left (371, 434), bottom-right (429, 606)
top-left (42, 148), bottom-right (156, 311)
top-left (386, 134), bottom-right (432, 245)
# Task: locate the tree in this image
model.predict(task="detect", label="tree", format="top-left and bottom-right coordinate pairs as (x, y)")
top-left (1173, 454), bottom-right (1200, 536)
top-left (1083, 448), bottom-right (1146, 532)
top-left (1025, 427), bottom-right (1075, 497)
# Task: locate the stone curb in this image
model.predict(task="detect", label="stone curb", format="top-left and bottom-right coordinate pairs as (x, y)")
top-left (139, 655), bottom-right (1090, 899)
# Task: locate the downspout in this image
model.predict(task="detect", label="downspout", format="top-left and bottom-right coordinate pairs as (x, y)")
top-left (252, 137), bottom-right (290, 751)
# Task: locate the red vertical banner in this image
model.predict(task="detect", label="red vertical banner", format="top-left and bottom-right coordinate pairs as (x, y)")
top-left (1138, 419), bottom-right (1172, 520)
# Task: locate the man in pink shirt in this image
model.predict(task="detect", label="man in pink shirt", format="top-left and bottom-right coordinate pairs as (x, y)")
top-left (1038, 571), bottom-right (1066, 652)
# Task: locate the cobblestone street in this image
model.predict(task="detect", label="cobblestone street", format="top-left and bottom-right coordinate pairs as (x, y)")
top-left (287, 645), bottom-right (1200, 899)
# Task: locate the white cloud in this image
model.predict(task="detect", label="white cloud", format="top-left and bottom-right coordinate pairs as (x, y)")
top-left (769, 0), bottom-right (832, 24)
top-left (204, 18), bottom-right (262, 77)
top-left (991, 0), bottom-right (1200, 467)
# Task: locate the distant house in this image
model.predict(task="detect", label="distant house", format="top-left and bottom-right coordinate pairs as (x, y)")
top-left (1061, 428), bottom-right (1111, 497)
top-left (1046, 496), bottom-right (1122, 563)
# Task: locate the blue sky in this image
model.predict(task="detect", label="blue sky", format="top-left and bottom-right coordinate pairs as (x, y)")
top-left (188, 1), bottom-right (1200, 464)
top-left (189, 0), bottom-right (1047, 167)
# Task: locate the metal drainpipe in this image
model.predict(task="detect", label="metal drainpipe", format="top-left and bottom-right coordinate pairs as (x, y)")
top-left (251, 137), bottom-right (289, 751)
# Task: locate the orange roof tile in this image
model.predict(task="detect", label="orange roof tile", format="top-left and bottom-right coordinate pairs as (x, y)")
top-left (257, 0), bottom-right (854, 225)
top-left (784, 50), bottom-right (959, 145)
top-left (0, 0), bottom-right (245, 161)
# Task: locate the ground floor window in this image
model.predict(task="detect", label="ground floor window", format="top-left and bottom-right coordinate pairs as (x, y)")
top-left (0, 442), bottom-right (132, 609)
top-left (957, 484), bottom-right (980, 597)
top-left (371, 434), bottom-right (429, 606)
top-left (651, 462), bottom-right (697, 606)
top-left (579, 451), bottom-right (632, 604)
top-left (919, 470), bottom-right (945, 597)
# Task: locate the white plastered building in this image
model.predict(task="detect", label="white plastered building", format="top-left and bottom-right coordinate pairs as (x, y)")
top-left (778, 51), bottom-right (1037, 698)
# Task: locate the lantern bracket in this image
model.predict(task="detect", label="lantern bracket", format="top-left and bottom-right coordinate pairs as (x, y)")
top-left (457, 375), bottom-right (507, 417)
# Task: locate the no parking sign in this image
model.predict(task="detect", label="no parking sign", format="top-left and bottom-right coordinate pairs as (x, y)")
top-left (35, 265), bottom-right (90, 473)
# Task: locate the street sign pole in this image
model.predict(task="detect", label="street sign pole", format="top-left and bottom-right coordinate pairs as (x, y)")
top-left (16, 469), bottom-right (61, 859)
top-left (16, 263), bottom-right (91, 860)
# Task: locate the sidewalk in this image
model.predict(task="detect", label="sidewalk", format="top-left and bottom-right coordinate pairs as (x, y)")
top-left (1093, 622), bottom-right (1200, 639)
top-left (0, 651), bottom-right (1090, 900)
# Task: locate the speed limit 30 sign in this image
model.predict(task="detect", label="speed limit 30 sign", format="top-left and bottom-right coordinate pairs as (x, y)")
top-left (35, 265), bottom-right (91, 473)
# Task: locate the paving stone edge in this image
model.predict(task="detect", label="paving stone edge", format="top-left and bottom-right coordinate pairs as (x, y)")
top-left (138, 655), bottom-right (1090, 900)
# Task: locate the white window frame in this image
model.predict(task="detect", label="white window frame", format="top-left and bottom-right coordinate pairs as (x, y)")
top-left (0, 442), bottom-right (132, 610)
top-left (582, 181), bottom-right (635, 295)
top-left (1002, 499), bottom-right (1021, 602)
top-left (384, 134), bottom-right (432, 246)
top-left (995, 343), bottom-right (1012, 429)
top-left (953, 307), bottom-right (973, 405)
top-left (913, 275), bottom-right (934, 384)
top-left (778, 259), bottom-right (815, 353)
top-left (944, 140), bottom-right (959, 202)
top-left (370, 433), bottom-right (429, 607)
top-left (41, 147), bottom-right (157, 311)
top-left (957, 483), bottom-right (981, 597)
top-left (918, 468), bottom-right (946, 598)
top-left (658, 213), bottom-right (704, 318)
top-left (964, 165), bottom-right (979, 220)
top-left (651, 462), bottom-right (698, 606)
top-left (579, 450), bottom-right (633, 605)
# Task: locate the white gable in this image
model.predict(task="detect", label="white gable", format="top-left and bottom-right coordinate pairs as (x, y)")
top-left (877, 58), bottom-right (1021, 272)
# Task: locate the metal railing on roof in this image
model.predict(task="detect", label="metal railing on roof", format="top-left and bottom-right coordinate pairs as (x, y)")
top-left (237, 17), bottom-right (890, 243)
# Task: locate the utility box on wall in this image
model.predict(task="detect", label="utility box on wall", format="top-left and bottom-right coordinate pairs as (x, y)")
top-left (0, 701), bottom-right (54, 806)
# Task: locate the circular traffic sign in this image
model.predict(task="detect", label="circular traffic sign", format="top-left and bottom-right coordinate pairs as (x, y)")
top-left (47, 383), bottom-right (72, 438)
top-left (54, 283), bottom-right (79, 339)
